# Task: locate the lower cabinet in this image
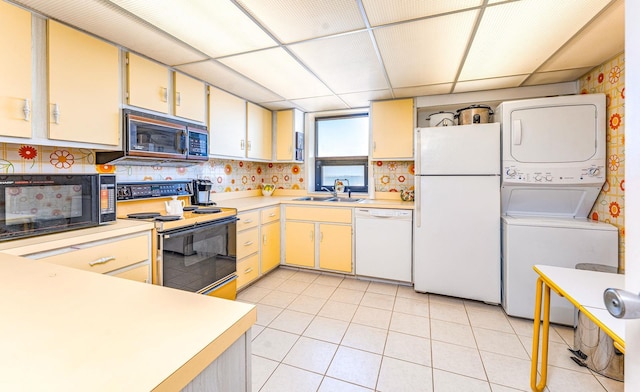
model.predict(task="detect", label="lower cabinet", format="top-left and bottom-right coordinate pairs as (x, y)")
top-left (283, 206), bottom-right (353, 274)
top-left (284, 221), bottom-right (315, 268)
top-left (1, 226), bottom-right (153, 283)
top-left (236, 206), bottom-right (282, 290)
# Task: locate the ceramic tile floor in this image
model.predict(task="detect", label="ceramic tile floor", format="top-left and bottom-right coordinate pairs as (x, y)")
top-left (237, 267), bottom-right (624, 392)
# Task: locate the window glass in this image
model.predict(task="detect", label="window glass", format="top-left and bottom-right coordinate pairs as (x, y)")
top-left (316, 115), bottom-right (368, 157)
top-left (314, 114), bottom-right (369, 193)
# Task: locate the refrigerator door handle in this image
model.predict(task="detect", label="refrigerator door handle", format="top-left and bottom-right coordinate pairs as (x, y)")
top-left (415, 178), bottom-right (421, 228)
top-left (415, 128), bottom-right (421, 228)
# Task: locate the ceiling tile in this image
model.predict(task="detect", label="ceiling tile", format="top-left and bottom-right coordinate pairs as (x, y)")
top-left (393, 84), bottom-right (453, 98)
top-left (259, 101), bottom-right (302, 111)
top-left (453, 75), bottom-right (528, 93)
top-left (287, 31), bottom-right (388, 94)
top-left (289, 96), bottom-right (349, 112)
top-left (459, 0), bottom-right (613, 80)
top-left (13, 0), bottom-right (208, 65)
top-left (374, 10), bottom-right (479, 88)
top-left (524, 68), bottom-right (594, 86)
top-left (175, 60), bottom-right (284, 103)
top-left (338, 90), bottom-right (393, 108)
top-left (236, 0), bottom-right (365, 43)
top-left (108, 0), bottom-right (277, 58)
top-left (219, 47), bottom-right (333, 99)
top-left (539, 0), bottom-right (624, 72)
top-left (362, 0), bottom-right (483, 26)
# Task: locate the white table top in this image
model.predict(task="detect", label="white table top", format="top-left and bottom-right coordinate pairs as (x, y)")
top-left (534, 264), bottom-right (625, 343)
top-left (0, 253), bottom-right (256, 391)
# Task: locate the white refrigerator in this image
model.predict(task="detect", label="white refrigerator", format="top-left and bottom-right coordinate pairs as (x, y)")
top-left (414, 123), bottom-right (501, 303)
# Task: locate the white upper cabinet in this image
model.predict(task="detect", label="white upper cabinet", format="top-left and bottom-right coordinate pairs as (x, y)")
top-left (0, 1), bottom-right (32, 139)
top-left (209, 86), bottom-right (247, 158)
top-left (126, 52), bottom-right (170, 114)
top-left (246, 102), bottom-right (272, 161)
top-left (174, 72), bottom-right (206, 122)
top-left (370, 98), bottom-right (415, 160)
top-left (276, 109), bottom-right (304, 162)
top-left (48, 20), bottom-right (120, 146)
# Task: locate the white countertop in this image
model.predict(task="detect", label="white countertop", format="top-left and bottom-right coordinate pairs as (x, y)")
top-left (534, 264), bottom-right (625, 343)
top-left (0, 253), bottom-right (256, 391)
top-left (214, 194), bottom-right (415, 212)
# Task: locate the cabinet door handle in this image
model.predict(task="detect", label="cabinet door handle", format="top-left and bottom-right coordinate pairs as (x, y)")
top-left (23, 99), bottom-right (31, 121)
top-left (241, 139), bottom-right (245, 151)
top-left (244, 267), bottom-right (253, 274)
top-left (373, 141), bottom-right (376, 151)
top-left (88, 256), bottom-right (115, 266)
top-left (176, 91), bottom-right (182, 106)
top-left (269, 213), bottom-right (276, 217)
top-left (310, 230), bottom-right (314, 241)
top-left (243, 241), bottom-right (254, 246)
top-left (161, 87), bottom-right (168, 103)
top-left (263, 234), bottom-right (267, 244)
top-left (320, 232), bottom-right (324, 242)
top-left (247, 140), bottom-right (252, 151)
top-left (243, 218), bottom-right (253, 224)
top-left (52, 103), bottom-right (60, 124)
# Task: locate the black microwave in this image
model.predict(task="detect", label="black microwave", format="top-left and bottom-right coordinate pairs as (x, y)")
top-left (96, 110), bottom-right (208, 166)
top-left (0, 174), bottom-right (116, 242)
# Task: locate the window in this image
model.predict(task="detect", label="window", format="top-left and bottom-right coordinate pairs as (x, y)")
top-left (314, 114), bottom-right (369, 193)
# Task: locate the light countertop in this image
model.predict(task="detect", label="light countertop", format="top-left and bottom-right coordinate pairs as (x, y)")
top-left (0, 253), bottom-right (256, 391)
top-left (214, 193), bottom-right (415, 212)
top-left (0, 219), bottom-right (155, 256)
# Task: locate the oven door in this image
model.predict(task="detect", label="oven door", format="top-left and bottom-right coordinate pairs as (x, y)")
top-left (158, 216), bottom-right (237, 298)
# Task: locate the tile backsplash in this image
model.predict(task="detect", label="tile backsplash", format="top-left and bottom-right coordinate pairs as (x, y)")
top-left (0, 144), bottom-right (413, 194)
top-left (580, 51), bottom-right (625, 268)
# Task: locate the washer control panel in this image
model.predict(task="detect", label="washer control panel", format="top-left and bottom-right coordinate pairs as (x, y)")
top-left (502, 164), bottom-right (605, 185)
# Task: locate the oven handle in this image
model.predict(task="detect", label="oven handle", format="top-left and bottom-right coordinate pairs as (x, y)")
top-left (201, 274), bottom-right (238, 296)
top-left (161, 216), bottom-right (238, 238)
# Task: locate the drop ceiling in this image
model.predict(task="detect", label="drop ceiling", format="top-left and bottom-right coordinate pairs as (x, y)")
top-left (9, 0), bottom-right (624, 113)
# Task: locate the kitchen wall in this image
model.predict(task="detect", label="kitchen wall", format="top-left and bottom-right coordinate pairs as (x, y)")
top-left (0, 143), bottom-right (414, 194)
top-left (580, 51), bottom-right (626, 268)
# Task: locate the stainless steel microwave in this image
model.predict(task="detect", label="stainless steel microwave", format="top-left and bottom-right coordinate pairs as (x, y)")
top-left (96, 110), bottom-right (209, 166)
top-left (0, 174), bottom-right (116, 241)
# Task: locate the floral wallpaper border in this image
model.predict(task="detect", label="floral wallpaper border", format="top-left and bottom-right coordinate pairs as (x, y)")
top-left (580, 51), bottom-right (625, 269)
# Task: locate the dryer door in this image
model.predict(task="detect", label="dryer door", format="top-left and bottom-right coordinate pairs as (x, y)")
top-left (506, 104), bottom-right (598, 164)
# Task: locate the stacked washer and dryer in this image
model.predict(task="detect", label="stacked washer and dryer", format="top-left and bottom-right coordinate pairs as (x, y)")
top-left (497, 94), bottom-right (619, 326)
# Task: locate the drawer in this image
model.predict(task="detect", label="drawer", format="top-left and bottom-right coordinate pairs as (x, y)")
top-left (237, 253), bottom-right (259, 288)
top-left (110, 264), bottom-right (150, 283)
top-left (237, 210), bottom-right (260, 231)
top-left (236, 227), bottom-right (259, 259)
top-left (285, 206), bottom-right (352, 223)
top-left (261, 206), bottom-right (280, 224)
top-left (35, 234), bottom-right (150, 274)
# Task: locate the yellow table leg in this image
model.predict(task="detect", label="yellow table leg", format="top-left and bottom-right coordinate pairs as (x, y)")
top-left (531, 277), bottom-right (551, 392)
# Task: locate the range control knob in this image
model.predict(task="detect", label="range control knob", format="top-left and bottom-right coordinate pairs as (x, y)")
top-left (506, 168), bottom-right (516, 177)
top-left (588, 167), bottom-right (600, 176)
top-left (534, 175), bottom-right (542, 182)
top-left (545, 175), bottom-right (553, 182)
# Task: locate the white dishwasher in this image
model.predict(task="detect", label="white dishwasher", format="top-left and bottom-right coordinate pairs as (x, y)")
top-left (355, 208), bottom-right (413, 282)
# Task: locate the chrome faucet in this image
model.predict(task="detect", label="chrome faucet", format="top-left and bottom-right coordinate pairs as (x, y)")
top-left (321, 186), bottom-right (337, 197)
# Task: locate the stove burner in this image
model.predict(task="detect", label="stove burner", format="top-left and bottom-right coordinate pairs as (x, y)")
top-left (155, 215), bottom-right (182, 221)
top-left (182, 206), bottom-right (198, 212)
top-left (193, 207), bottom-right (221, 214)
top-left (127, 212), bottom-right (161, 219)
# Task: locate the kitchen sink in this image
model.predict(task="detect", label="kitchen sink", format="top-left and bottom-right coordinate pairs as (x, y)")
top-left (292, 196), bottom-right (335, 201)
top-left (329, 198), bottom-right (363, 203)
top-left (292, 196), bottom-right (363, 203)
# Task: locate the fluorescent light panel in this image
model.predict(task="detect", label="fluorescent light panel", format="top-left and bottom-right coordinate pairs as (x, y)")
top-left (108, 0), bottom-right (277, 57)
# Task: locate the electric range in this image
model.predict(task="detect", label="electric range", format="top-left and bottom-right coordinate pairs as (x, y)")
top-left (116, 180), bottom-right (238, 299)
